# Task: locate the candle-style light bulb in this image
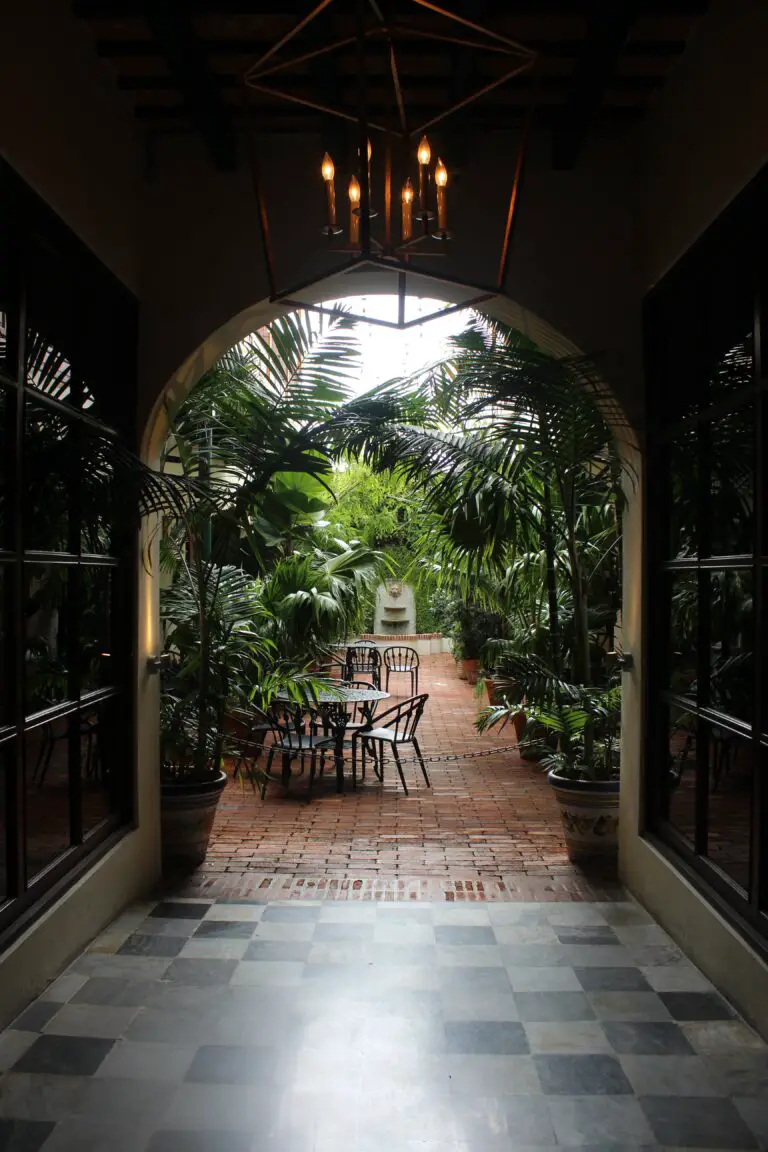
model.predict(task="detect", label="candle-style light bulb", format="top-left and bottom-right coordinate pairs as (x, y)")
top-left (434, 158), bottom-right (448, 233)
top-left (401, 177), bottom-right (414, 242)
top-left (348, 175), bottom-right (361, 206)
top-left (417, 135), bottom-right (432, 218)
top-left (321, 152), bottom-right (337, 231)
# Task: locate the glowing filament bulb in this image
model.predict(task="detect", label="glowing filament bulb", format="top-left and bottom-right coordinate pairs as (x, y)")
top-left (417, 135), bottom-right (431, 166)
top-left (321, 152), bottom-right (335, 182)
top-left (435, 158), bottom-right (447, 187)
top-left (348, 175), bottom-right (361, 205)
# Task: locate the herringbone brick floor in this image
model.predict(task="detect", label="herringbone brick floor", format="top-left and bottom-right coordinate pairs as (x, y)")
top-left (190, 655), bottom-right (618, 901)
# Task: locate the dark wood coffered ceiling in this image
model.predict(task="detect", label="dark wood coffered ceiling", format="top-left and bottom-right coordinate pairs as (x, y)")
top-left (73, 1), bottom-right (709, 171)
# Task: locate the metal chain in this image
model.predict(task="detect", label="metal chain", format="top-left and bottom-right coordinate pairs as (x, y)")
top-left (230, 738), bottom-right (523, 771)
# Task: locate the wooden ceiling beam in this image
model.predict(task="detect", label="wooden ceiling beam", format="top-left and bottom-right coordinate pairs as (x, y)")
top-left (74, 0), bottom-right (707, 15)
top-left (552, 0), bottom-right (642, 169)
top-left (94, 35), bottom-right (688, 60)
top-left (133, 0), bottom-right (238, 168)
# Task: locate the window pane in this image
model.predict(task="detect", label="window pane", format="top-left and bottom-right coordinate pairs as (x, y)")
top-left (0, 744), bottom-right (9, 903)
top-left (668, 572), bottom-right (698, 695)
top-left (668, 430), bottom-right (698, 559)
top-left (706, 402), bottom-right (754, 558)
top-left (81, 444), bottom-right (115, 555)
top-left (664, 706), bottom-right (698, 848)
top-left (708, 570), bottom-right (753, 724)
top-left (81, 697), bottom-right (123, 837)
top-left (704, 723), bottom-right (753, 894)
top-left (24, 565), bottom-right (70, 716)
top-left (0, 386), bottom-right (11, 551)
top-left (706, 334), bottom-right (754, 407)
top-left (23, 401), bottom-right (72, 553)
top-left (80, 567), bottom-right (114, 695)
top-left (0, 564), bottom-right (12, 728)
top-left (24, 719), bottom-right (71, 878)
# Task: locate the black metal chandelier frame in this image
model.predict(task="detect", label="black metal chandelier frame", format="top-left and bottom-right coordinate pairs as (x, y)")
top-left (243, 0), bottom-right (539, 330)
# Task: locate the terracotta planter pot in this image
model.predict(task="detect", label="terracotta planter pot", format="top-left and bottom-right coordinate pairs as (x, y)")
top-left (548, 770), bottom-right (619, 861)
top-left (462, 658), bottom-right (480, 685)
top-left (513, 710), bottom-right (527, 742)
top-left (456, 659), bottom-right (468, 680)
top-left (161, 770), bottom-right (227, 870)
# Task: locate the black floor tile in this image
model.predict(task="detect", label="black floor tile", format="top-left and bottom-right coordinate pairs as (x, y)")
top-left (260, 905), bottom-right (322, 923)
top-left (118, 934), bottom-right (186, 958)
top-left (602, 1021), bottom-right (696, 1056)
top-left (193, 920), bottom-right (257, 940)
top-left (658, 991), bottom-right (735, 1021)
top-left (556, 927), bottom-right (621, 945)
top-left (640, 1095), bottom-right (758, 1148)
top-left (184, 1043), bottom-right (278, 1084)
top-left (535, 1053), bottom-right (633, 1095)
top-left (147, 1131), bottom-right (254, 1152)
top-left (12, 1034), bottom-right (114, 1076)
top-left (0, 1119), bottom-right (56, 1152)
top-left (434, 925), bottom-right (496, 946)
top-left (150, 902), bottom-right (211, 920)
top-left (574, 967), bottom-right (653, 993)
top-left (444, 1020), bottom-right (529, 1055)
top-left (163, 959), bottom-right (239, 986)
top-left (71, 977), bottom-right (159, 1008)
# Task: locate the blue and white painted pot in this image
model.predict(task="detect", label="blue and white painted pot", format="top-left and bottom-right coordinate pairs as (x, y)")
top-left (548, 770), bottom-right (619, 861)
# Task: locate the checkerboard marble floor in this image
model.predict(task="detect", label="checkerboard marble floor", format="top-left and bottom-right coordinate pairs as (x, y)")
top-left (1, 897), bottom-right (766, 1150)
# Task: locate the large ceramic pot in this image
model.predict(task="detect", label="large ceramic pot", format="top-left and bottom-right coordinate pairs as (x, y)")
top-left (548, 770), bottom-right (619, 861)
top-left (456, 658), bottom-right (468, 680)
top-left (462, 658), bottom-right (480, 685)
top-left (161, 770), bottom-right (228, 870)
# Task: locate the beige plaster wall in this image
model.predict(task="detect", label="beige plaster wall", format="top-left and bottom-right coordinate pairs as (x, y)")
top-left (618, 0), bottom-right (768, 1034)
top-left (0, 0), bottom-right (141, 292)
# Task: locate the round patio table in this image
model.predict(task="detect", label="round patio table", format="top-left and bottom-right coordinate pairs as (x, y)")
top-left (274, 683), bottom-right (389, 793)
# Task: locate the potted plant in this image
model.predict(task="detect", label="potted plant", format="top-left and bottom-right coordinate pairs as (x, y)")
top-left (159, 560), bottom-right (273, 869)
top-left (478, 657), bottom-right (621, 859)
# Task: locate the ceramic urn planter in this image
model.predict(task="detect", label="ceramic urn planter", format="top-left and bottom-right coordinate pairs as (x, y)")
top-left (548, 770), bottom-right (619, 861)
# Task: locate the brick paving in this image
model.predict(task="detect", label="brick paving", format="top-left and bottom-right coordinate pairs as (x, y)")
top-left (177, 655), bottom-right (621, 902)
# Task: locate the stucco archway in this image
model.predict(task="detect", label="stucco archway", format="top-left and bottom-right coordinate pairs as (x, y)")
top-left (136, 281), bottom-right (642, 893)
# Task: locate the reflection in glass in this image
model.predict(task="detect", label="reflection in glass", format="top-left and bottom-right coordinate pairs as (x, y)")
top-left (0, 744), bottom-right (9, 902)
top-left (668, 430), bottom-right (698, 559)
top-left (707, 334), bottom-right (753, 406)
top-left (0, 565), bottom-right (9, 727)
top-left (24, 565), bottom-right (70, 715)
top-left (0, 310), bottom-right (6, 370)
top-left (23, 402), bottom-right (71, 552)
top-left (80, 568), bottom-right (113, 694)
top-left (24, 719), bottom-right (71, 878)
top-left (81, 446), bottom-right (114, 555)
top-left (0, 387), bottom-right (8, 549)
top-left (665, 707), bottom-right (697, 847)
top-left (668, 572), bottom-right (698, 695)
top-left (25, 327), bottom-right (75, 407)
top-left (708, 402), bottom-right (753, 557)
top-left (705, 724), bottom-right (753, 894)
top-left (80, 697), bottom-right (121, 838)
top-left (708, 570), bottom-right (753, 723)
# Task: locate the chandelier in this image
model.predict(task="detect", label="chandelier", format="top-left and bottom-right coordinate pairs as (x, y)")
top-left (243, 0), bottom-right (538, 329)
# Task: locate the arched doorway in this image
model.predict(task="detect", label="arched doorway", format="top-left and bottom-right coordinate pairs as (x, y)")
top-left (137, 285), bottom-right (642, 897)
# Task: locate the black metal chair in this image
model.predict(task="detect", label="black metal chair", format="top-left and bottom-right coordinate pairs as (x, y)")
top-left (351, 693), bottom-right (430, 795)
top-left (383, 645), bottom-right (420, 695)
top-left (345, 644), bottom-right (382, 689)
top-left (264, 702), bottom-right (339, 799)
top-left (223, 707), bottom-right (271, 784)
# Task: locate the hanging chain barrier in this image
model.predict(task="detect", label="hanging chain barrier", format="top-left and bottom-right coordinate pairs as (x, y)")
top-left (228, 738), bottom-right (524, 772)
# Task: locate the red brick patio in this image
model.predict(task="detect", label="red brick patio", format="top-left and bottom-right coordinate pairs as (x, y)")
top-left (179, 654), bottom-right (620, 901)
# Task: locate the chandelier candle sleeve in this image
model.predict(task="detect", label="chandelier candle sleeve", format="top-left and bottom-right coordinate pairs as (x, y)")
top-left (435, 158), bottom-right (448, 231)
top-left (401, 178), bottom-right (413, 241)
top-left (321, 152), bottom-right (337, 229)
top-left (417, 135), bottom-right (431, 216)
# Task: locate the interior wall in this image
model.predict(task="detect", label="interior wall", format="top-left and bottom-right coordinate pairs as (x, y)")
top-left (0, 0), bottom-right (141, 293)
top-left (640, 0), bottom-right (768, 289)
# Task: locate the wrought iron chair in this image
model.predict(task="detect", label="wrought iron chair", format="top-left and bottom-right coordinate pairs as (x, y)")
top-left (383, 645), bottom-right (420, 695)
top-left (223, 707), bottom-right (271, 785)
top-left (351, 693), bottom-right (430, 795)
top-left (345, 644), bottom-right (382, 688)
top-left (264, 702), bottom-right (339, 799)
